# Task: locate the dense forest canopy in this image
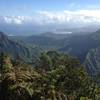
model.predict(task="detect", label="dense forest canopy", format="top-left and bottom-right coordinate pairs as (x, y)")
top-left (0, 51), bottom-right (100, 100)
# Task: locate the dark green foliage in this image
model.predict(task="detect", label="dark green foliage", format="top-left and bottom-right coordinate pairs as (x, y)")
top-left (38, 52), bottom-right (53, 71)
top-left (0, 51), bottom-right (99, 100)
top-left (84, 47), bottom-right (100, 76)
top-left (0, 52), bottom-right (12, 73)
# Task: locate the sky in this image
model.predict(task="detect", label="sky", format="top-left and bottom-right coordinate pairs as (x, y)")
top-left (0, 0), bottom-right (100, 16)
top-left (0, 0), bottom-right (100, 35)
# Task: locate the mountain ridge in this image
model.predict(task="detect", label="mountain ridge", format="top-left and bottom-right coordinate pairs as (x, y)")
top-left (0, 31), bottom-right (41, 63)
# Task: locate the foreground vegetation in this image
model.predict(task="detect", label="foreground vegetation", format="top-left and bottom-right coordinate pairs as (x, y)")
top-left (0, 51), bottom-right (100, 100)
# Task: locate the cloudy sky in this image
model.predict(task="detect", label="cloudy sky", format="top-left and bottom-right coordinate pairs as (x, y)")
top-left (0, 0), bottom-right (100, 35)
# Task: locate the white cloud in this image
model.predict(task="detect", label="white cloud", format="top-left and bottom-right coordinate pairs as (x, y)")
top-left (4, 17), bottom-right (12, 24)
top-left (3, 16), bottom-right (23, 24)
top-left (1, 9), bottom-right (100, 26)
top-left (37, 10), bottom-right (100, 24)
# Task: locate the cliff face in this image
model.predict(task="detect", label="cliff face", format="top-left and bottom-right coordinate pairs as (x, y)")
top-left (84, 47), bottom-right (100, 76)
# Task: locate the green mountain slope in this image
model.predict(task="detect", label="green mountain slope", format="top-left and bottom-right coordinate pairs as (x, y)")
top-left (60, 33), bottom-right (100, 61)
top-left (83, 30), bottom-right (100, 75)
top-left (12, 30), bottom-right (100, 62)
top-left (10, 33), bottom-right (70, 50)
top-left (84, 47), bottom-right (100, 76)
top-left (9, 30), bottom-right (100, 75)
top-left (0, 32), bottom-right (41, 63)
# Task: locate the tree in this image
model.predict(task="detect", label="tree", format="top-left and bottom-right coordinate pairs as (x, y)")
top-left (0, 51), bottom-right (96, 100)
top-left (37, 52), bottom-right (53, 71)
top-left (0, 52), bottom-right (13, 100)
top-left (0, 52), bottom-right (12, 73)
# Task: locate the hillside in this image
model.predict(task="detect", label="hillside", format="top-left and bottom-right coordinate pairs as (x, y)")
top-left (10, 33), bottom-right (70, 50)
top-left (10, 30), bottom-right (100, 62)
top-left (0, 32), bottom-right (41, 63)
top-left (60, 32), bottom-right (100, 61)
top-left (84, 47), bottom-right (100, 76)
top-left (1, 31), bottom-right (100, 99)
top-left (8, 30), bottom-right (100, 76)
top-left (83, 30), bottom-right (100, 76)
